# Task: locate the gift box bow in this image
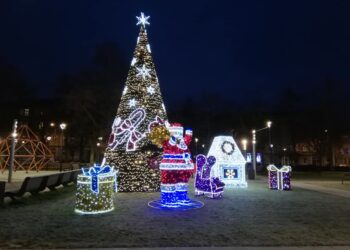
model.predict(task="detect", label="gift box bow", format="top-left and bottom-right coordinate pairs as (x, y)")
top-left (82, 165), bottom-right (115, 193)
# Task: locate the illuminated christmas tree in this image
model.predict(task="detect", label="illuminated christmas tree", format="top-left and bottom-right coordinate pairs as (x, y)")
top-left (104, 13), bottom-right (167, 192)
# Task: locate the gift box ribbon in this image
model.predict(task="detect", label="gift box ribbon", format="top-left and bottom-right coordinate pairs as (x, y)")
top-left (82, 165), bottom-right (115, 193)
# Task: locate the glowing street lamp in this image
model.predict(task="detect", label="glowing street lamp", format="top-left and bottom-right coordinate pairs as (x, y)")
top-left (8, 119), bottom-right (18, 183)
top-left (60, 123), bottom-right (67, 130)
top-left (241, 139), bottom-right (248, 159)
top-left (267, 120), bottom-right (273, 164)
top-left (59, 123), bottom-right (67, 172)
top-left (251, 120), bottom-right (273, 179)
top-left (195, 138), bottom-right (199, 155)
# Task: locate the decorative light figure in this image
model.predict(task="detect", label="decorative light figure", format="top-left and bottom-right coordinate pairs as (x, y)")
top-left (136, 12), bottom-right (150, 27)
top-left (136, 64), bottom-right (151, 80)
top-left (128, 98), bottom-right (137, 108)
top-left (147, 86), bottom-right (155, 95)
top-left (207, 136), bottom-right (247, 188)
top-left (75, 165), bottom-right (118, 215)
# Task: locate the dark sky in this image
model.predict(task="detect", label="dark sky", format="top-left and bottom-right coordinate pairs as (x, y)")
top-left (1, 0), bottom-right (350, 105)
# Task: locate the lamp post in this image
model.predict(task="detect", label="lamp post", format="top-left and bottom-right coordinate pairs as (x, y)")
top-left (252, 120), bottom-right (272, 179)
top-left (59, 123), bottom-right (67, 172)
top-left (8, 119), bottom-right (18, 183)
top-left (283, 147), bottom-right (287, 165)
top-left (241, 139), bottom-right (248, 160)
top-left (252, 130), bottom-right (256, 179)
top-left (267, 121), bottom-right (273, 163)
top-left (195, 138), bottom-right (198, 156)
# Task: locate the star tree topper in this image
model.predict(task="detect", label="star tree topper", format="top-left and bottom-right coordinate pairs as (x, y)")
top-left (136, 12), bottom-right (150, 27)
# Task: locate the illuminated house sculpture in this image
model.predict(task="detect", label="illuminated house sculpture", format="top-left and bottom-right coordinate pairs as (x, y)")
top-left (207, 136), bottom-right (247, 188)
top-left (267, 165), bottom-right (292, 190)
top-left (0, 124), bottom-right (54, 173)
top-left (195, 154), bottom-right (225, 198)
top-left (75, 164), bottom-right (118, 215)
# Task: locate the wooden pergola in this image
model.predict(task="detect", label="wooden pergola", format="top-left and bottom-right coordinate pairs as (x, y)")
top-left (0, 124), bottom-right (54, 172)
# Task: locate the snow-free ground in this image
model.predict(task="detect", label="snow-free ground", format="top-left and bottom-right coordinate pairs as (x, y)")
top-left (0, 172), bottom-right (349, 249)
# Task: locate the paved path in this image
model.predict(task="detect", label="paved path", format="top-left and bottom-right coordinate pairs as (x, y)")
top-left (293, 181), bottom-right (350, 198)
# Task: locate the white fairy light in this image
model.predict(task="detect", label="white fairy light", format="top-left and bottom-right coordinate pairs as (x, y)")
top-left (122, 86), bottom-right (128, 95)
top-left (131, 58), bottom-right (137, 66)
top-left (146, 44), bottom-right (151, 53)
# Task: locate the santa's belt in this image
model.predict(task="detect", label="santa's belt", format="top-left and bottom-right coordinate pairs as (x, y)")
top-left (163, 153), bottom-right (191, 160)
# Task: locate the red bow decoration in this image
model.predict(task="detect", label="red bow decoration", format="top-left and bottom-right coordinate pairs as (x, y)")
top-left (108, 108), bottom-right (146, 151)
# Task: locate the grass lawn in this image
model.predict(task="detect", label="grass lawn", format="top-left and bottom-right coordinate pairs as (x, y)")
top-left (292, 171), bottom-right (350, 191)
top-left (0, 176), bottom-right (349, 248)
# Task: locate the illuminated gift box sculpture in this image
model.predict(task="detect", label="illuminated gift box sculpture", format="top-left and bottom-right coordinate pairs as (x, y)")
top-left (207, 136), bottom-right (247, 188)
top-left (75, 165), bottom-right (118, 214)
top-left (195, 154), bottom-right (225, 198)
top-left (267, 165), bottom-right (292, 190)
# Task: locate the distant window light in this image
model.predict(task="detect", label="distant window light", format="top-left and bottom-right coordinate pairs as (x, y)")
top-left (24, 108), bottom-right (30, 117)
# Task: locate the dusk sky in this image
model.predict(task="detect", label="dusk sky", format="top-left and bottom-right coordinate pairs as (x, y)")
top-left (1, 0), bottom-right (349, 106)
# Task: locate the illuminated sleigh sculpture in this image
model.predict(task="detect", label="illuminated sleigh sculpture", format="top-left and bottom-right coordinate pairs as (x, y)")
top-left (195, 155), bottom-right (225, 198)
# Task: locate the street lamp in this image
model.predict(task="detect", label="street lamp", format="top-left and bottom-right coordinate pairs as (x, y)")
top-left (195, 138), bottom-right (199, 155)
top-left (267, 120), bottom-right (273, 164)
top-left (8, 119), bottom-right (18, 183)
top-left (241, 139), bottom-right (248, 159)
top-left (59, 123), bottom-right (67, 172)
top-left (251, 120), bottom-right (273, 180)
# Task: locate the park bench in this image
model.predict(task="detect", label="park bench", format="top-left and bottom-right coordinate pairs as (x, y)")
top-left (341, 173), bottom-right (350, 184)
top-left (43, 173), bottom-right (61, 190)
top-left (2, 170), bottom-right (81, 202)
top-left (5, 176), bottom-right (46, 200)
top-left (60, 171), bottom-right (74, 186)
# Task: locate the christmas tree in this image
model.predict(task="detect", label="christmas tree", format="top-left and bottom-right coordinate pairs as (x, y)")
top-left (104, 13), bottom-right (167, 192)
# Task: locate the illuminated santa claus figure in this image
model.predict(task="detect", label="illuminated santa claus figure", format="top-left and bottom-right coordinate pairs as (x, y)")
top-left (159, 122), bottom-right (194, 207)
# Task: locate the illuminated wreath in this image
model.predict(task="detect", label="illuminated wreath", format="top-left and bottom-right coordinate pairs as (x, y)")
top-left (221, 141), bottom-right (235, 155)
